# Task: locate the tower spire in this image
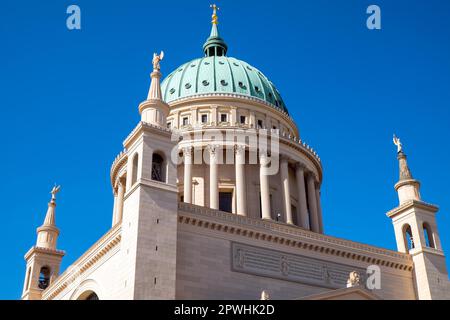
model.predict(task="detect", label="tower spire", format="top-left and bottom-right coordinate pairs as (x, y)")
top-left (211, 4), bottom-right (219, 25)
top-left (36, 185), bottom-right (61, 249)
top-left (22, 186), bottom-right (65, 300)
top-left (147, 51), bottom-right (165, 101)
top-left (387, 137), bottom-right (450, 299)
top-left (140, 51), bottom-right (170, 127)
top-left (392, 135), bottom-right (421, 205)
top-left (203, 4), bottom-right (228, 56)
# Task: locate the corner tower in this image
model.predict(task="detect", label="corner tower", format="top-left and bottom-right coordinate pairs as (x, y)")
top-left (387, 136), bottom-right (450, 299)
top-left (118, 52), bottom-right (179, 299)
top-left (22, 186), bottom-right (65, 300)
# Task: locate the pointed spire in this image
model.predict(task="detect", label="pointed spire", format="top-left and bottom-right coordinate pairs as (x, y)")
top-left (42, 185), bottom-right (60, 226)
top-left (393, 135), bottom-right (413, 181)
top-left (397, 151), bottom-right (413, 181)
top-left (392, 136), bottom-right (421, 205)
top-left (203, 4), bottom-right (228, 57)
top-left (140, 51), bottom-right (170, 127)
top-left (147, 51), bottom-right (164, 101)
top-left (36, 186), bottom-right (61, 249)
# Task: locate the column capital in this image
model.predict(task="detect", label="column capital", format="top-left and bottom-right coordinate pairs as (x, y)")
top-left (207, 144), bottom-right (221, 152)
top-left (235, 144), bottom-right (246, 155)
top-left (182, 146), bottom-right (193, 154)
top-left (207, 144), bottom-right (221, 155)
top-left (305, 169), bottom-right (317, 181)
top-left (280, 154), bottom-right (290, 163)
top-left (259, 150), bottom-right (270, 166)
top-left (295, 162), bottom-right (307, 171)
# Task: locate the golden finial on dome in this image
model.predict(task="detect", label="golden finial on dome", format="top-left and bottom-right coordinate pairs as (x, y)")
top-left (210, 4), bottom-right (219, 25)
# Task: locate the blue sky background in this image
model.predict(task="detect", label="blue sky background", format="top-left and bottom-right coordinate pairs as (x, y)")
top-left (1, 0), bottom-right (449, 299)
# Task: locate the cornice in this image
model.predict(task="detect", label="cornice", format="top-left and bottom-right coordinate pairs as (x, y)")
top-left (123, 121), bottom-right (173, 148)
top-left (175, 127), bottom-right (320, 163)
top-left (24, 246), bottom-right (65, 260)
top-left (41, 225), bottom-right (122, 300)
top-left (178, 203), bottom-right (413, 272)
top-left (386, 200), bottom-right (439, 218)
top-left (394, 178), bottom-right (420, 191)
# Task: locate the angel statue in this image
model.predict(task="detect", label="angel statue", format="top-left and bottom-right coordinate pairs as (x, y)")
top-left (152, 51), bottom-right (164, 71)
top-left (50, 185), bottom-right (61, 201)
top-left (393, 134), bottom-right (403, 153)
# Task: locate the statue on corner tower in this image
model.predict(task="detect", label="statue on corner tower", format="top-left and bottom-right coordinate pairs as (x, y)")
top-left (393, 134), bottom-right (403, 153)
top-left (152, 51), bottom-right (164, 71)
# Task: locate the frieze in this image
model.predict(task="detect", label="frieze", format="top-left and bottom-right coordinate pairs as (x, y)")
top-left (231, 242), bottom-right (367, 289)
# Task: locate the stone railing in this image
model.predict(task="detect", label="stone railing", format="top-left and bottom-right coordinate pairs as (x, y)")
top-left (110, 150), bottom-right (127, 187)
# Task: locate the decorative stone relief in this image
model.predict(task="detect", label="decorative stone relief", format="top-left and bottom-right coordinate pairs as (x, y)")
top-left (231, 242), bottom-right (366, 289)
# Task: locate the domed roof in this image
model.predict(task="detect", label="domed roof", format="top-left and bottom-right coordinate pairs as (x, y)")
top-left (160, 6), bottom-right (288, 114)
top-left (161, 56), bottom-right (288, 114)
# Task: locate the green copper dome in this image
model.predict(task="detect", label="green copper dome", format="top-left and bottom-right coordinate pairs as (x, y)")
top-left (160, 7), bottom-right (288, 114)
top-left (161, 56), bottom-right (288, 114)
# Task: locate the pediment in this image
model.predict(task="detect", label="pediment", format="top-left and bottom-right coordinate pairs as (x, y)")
top-left (299, 286), bottom-right (382, 300)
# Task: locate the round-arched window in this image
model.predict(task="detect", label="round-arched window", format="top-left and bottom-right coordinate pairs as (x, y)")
top-left (152, 153), bottom-right (165, 182)
top-left (38, 266), bottom-right (51, 290)
top-left (403, 224), bottom-right (415, 251)
top-left (423, 223), bottom-right (435, 249)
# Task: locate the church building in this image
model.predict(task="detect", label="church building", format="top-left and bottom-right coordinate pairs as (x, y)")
top-left (21, 5), bottom-right (450, 300)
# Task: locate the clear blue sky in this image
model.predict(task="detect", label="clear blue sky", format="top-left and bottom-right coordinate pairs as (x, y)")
top-left (1, 0), bottom-right (449, 299)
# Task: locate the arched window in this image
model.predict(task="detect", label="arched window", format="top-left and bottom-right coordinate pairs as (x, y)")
top-left (403, 224), bottom-right (415, 251)
top-left (38, 266), bottom-right (51, 290)
top-left (151, 153), bottom-right (165, 182)
top-left (85, 292), bottom-right (99, 300)
top-left (76, 290), bottom-right (100, 300)
top-left (131, 154), bottom-right (139, 185)
top-left (423, 223), bottom-right (435, 248)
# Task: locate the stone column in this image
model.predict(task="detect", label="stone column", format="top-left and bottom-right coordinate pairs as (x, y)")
top-left (209, 145), bottom-right (219, 210)
top-left (306, 172), bottom-right (320, 233)
top-left (280, 156), bottom-right (293, 224)
top-left (295, 164), bottom-right (309, 229)
top-left (116, 178), bottom-right (125, 223)
top-left (112, 192), bottom-right (118, 226)
top-left (235, 145), bottom-right (247, 216)
top-left (112, 177), bottom-right (126, 225)
top-left (315, 187), bottom-right (324, 234)
top-left (260, 152), bottom-right (272, 220)
top-left (183, 147), bottom-right (193, 204)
